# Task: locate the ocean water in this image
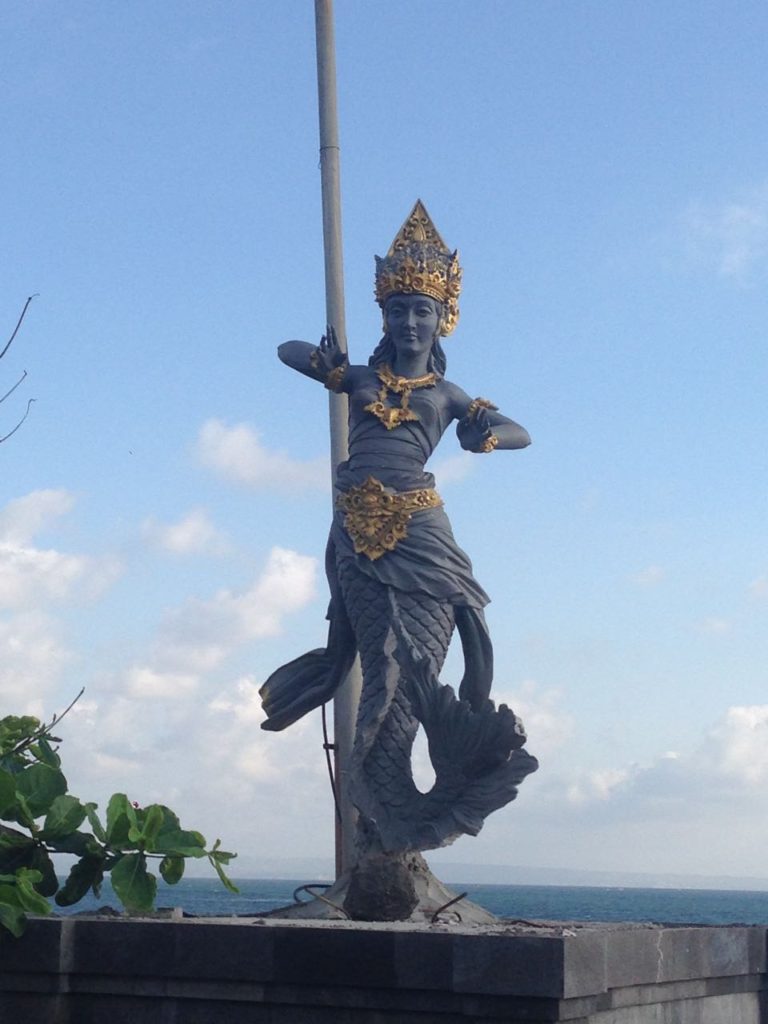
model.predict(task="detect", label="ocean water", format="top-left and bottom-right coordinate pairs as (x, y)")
top-left (54, 877), bottom-right (768, 925)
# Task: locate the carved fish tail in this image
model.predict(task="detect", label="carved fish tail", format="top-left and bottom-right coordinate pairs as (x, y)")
top-left (336, 558), bottom-right (454, 853)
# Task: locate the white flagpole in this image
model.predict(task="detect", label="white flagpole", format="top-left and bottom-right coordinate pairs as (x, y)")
top-left (314, 0), bottom-right (360, 877)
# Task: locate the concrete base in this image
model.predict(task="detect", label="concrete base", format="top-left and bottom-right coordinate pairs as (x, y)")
top-left (269, 851), bottom-right (496, 925)
top-left (1, 915), bottom-right (766, 1023)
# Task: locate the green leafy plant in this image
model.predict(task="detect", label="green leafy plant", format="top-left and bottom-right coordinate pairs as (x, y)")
top-left (0, 692), bottom-right (237, 936)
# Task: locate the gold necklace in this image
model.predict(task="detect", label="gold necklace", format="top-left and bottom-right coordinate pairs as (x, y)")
top-left (364, 365), bottom-right (438, 430)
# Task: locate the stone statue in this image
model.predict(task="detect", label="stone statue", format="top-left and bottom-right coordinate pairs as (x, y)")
top-left (261, 201), bottom-right (538, 918)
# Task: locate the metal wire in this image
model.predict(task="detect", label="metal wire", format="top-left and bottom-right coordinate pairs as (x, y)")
top-left (292, 883), bottom-right (348, 918)
top-left (321, 702), bottom-right (342, 824)
top-left (431, 892), bottom-right (468, 924)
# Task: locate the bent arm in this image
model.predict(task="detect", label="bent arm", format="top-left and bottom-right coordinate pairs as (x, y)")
top-left (451, 386), bottom-right (531, 452)
top-left (278, 326), bottom-right (353, 393)
top-left (484, 408), bottom-right (531, 450)
top-left (277, 340), bottom-right (325, 382)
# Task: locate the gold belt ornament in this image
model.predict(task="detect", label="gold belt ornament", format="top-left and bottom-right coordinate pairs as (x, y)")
top-left (336, 476), bottom-right (442, 561)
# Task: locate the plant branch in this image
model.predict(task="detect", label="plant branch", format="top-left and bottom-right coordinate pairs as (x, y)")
top-left (9, 688), bottom-right (85, 758)
top-left (0, 370), bottom-right (27, 406)
top-left (0, 399), bottom-right (36, 444)
top-left (0, 295), bottom-right (38, 362)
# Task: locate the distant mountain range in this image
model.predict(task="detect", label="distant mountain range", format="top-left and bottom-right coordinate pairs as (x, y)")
top-left (205, 855), bottom-right (768, 892)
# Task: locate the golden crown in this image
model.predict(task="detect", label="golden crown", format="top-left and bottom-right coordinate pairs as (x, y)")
top-left (374, 200), bottom-right (462, 336)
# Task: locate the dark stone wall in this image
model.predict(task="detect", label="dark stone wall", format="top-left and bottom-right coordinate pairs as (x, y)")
top-left (1, 917), bottom-right (766, 1023)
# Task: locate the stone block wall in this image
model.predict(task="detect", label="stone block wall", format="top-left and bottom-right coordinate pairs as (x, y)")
top-left (0, 916), bottom-right (766, 1023)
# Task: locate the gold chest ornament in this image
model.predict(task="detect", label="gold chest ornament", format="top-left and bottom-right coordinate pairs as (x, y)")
top-left (364, 365), bottom-right (438, 430)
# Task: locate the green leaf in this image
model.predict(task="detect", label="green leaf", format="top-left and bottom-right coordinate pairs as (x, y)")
top-left (15, 764), bottom-right (67, 818)
top-left (13, 869), bottom-right (51, 915)
top-left (110, 853), bottom-right (157, 912)
top-left (45, 830), bottom-right (101, 857)
top-left (0, 895), bottom-right (27, 937)
top-left (0, 769), bottom-right (16, 816)
top-left (153, 805), bottom-right (181, 836)
top-left (55, 855), bottom-right (105, 907)
top-left (85, 803), bottom-right (106, 842)
top-left (159, 855), bottom-right (185, 885)
top-left (153, 829), bottom-right (207, 857)
top-left (29, 845), bottom-right (58, 897)
top-left (140, 804), bottom-right (164, 849)
top-left (0, 716), bottom-right (40, 758)
top-left (0, 834), bottom-right (35, 875)
top-left (10, 792), bottom-right (36, 830)
top-left (28, 737), bottom-right (61, 769)
top-left (128, 803), bottom-right (166, 849)
top-left (208, 842), bottom-right (239, 894)
top-left (105, 794), bottom-right (134, 847)
top-left (41, 794), bottom-right (87, 839)
top-left (0, 826), bottom-right (33, 848)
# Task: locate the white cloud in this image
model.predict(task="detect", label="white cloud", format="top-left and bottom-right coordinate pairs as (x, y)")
top-left (494, 679), bottom-right (573, 757)
top-left (749, 574), bottom-right (768, 598)
top-left (0, 489), bottom-right (74, 545)
top-left (142, 508), bottom-right (228, 555)
top-left (148, 546), bottom-right (317, 675)
top-left (0, 543), bottom-right (89, 608)
top-left (530, 703), bottom-right (768, 827)
top-left (126, 667), bottom-right (200, 699)
top-left (683, 182), bottom-right (768, 281)
top-left (705, 705), bottom-right (768, 785)
top-left (429, 451), bottom-right (474, 487)
top-left (698, 616), bottom-right (731, 635)
top-left (629, 565), bottom-right (665, 587)
top-left (195, 419), bottom-right (327, 491)
top-left (0, 611), bottom-right (73, 711)
top-left (565, 767), bottom-right (632, 806)
top-left (0, 490), bottom-right (121, 610)
top-left (208, 677), bottom-right (282, 780)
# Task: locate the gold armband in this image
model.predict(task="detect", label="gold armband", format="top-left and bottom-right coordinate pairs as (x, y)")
top-left (479, 433), bottom-right (499, 453)
top-left (324, 362), bottom-right (348, 392)
top-left (309, 348), bottom-right (348, 392)
top-left (467, 397), bottom-right (499, 418)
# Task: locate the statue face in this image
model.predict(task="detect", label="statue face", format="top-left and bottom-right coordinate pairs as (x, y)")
top-left (385, 294), bottom-right (440, 359)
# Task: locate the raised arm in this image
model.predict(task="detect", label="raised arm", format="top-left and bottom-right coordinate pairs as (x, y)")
top-left (452, 388), bottom-right (531, 453)
top-left (277, 325), bottom-right (350, 391)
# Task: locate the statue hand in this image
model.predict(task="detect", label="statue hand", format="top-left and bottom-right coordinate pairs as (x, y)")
top-left (457, 406), bottom-right (495, 452)
top-left (311, 324), bottom-right (347, 376)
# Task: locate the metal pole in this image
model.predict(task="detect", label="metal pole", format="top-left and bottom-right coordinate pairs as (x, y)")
top-left (314, 0), bottom-right (360, 877)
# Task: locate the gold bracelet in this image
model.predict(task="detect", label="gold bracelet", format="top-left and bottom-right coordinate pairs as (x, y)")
top-left (479, 433), bottom-right (499, 453)
top-left (467, 397), bottom-right (499, 417)
top-left (324, 362), bottom-right (348, 392)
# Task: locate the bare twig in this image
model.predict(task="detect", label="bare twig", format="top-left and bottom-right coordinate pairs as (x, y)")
top-left (49, 687), bottom-right (87, 729)
top-left (0, 295), bottom-right (38, 362)
top-left (10, 687), bottom-right (86, 758)
top-left (0, 398), bottom-right (35, 444)
top-left (0, 370), bottom-right (28, 406)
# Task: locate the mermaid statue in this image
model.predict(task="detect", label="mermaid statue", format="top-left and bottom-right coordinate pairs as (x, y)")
top-left (261, 201), bottom-right (538, 918)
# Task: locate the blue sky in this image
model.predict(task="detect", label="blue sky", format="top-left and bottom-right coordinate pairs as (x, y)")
top-left (2, 0), bottom-right (767, 883)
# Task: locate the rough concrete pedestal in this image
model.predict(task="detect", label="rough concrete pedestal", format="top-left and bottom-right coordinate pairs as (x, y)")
top-left (270, 851), bottom-right (496, 924)
top-left (1, 915), bottom-right (766, 1023)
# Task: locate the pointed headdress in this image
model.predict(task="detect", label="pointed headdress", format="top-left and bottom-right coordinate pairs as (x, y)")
top-left (374, 200), bottom-right (462, 336)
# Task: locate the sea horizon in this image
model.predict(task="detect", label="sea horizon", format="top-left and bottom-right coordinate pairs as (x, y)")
top-left (53, 876), bottom-right (768, 926)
